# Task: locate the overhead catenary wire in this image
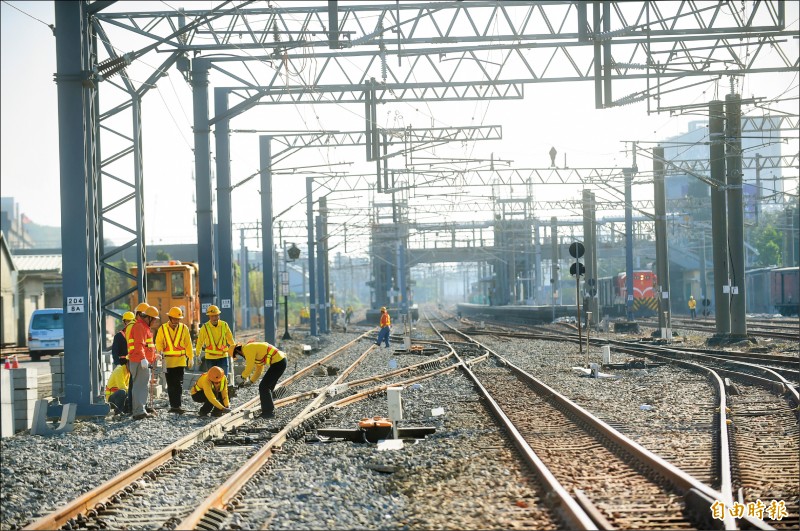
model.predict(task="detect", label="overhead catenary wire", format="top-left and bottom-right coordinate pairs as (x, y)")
top-left (1, 0), bottom-right (54, 33)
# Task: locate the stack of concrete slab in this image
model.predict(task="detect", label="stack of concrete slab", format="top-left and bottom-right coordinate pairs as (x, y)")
top-left (50, 356), bottom-right (64, 398)
top-left (102, 351), bottom-right (114, 385)
top-left (1, 369), bottom-right (13, 437)
top-left (12, 367), bottom-right (38, 432)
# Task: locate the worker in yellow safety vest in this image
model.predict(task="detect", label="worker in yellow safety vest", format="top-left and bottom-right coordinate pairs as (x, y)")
top-left (196, 305), bottom-right (234, 376)
top-left (688, 295), bottom-right (697, 320)
top-left (105, 361), bottom-right (130, 415)
top-left (155, 306), bottom-right (194, 414)
top-left (232, 342), bottom-right (287, 418)
top-left (190, 366), bottom-right (231, 417)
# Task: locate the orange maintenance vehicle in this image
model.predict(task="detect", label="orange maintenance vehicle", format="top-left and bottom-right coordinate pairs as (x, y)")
top-left (130, 261), bottom-right (201, 339)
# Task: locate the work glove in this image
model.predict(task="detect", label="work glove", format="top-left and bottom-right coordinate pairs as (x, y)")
top-left (140, 358), bottom-right (149, 370)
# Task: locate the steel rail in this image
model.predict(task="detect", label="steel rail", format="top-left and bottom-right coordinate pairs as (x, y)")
top-left (425, 311), bottom-right (599, 530)
top-left (23, 332), bottom-right (372, 531)
top-left (178, 344), bottom-right (380, 529)
top-left (437, 318), bottom-right (743, 531)
top-left (179, 343), bottom-right (461, 529)
top-left (610, 341), bottom-right (800, 406)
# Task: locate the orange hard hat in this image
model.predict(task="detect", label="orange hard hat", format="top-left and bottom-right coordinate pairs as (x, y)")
top-left (208, 366), bottom-right (224, 383)
top-left (144, 306), bottom-right (160, 319)
top-left (134, 302), bottom-right (150, 313)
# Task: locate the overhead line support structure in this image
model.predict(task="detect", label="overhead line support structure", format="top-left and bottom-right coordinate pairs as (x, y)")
top-left (57, 1), bottom-right (798, 415)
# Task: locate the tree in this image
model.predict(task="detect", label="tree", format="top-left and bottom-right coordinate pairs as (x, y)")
top-left (749, 210), bottom-right (783, 267)
top-left (155, 249), bottom-right (171, 261)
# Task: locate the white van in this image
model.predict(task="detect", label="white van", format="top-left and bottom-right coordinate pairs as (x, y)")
top-left (28, 308), bottom-right (65, 361)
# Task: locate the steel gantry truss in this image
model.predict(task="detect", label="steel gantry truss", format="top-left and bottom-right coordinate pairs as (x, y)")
top-left (94, 1), bottom-right (797, 109)
top-left (55, 0), bottom-right (798, 415)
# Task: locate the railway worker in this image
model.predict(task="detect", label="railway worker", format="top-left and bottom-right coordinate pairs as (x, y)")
top-left (155, 306), bottom-right (194, 414)
top-left (374, 306), bottom-right (391, 348)
top-left (231, 341), bottom-right (287, 419)
top-left (196, 305), bottom-right (235, 376)
top-left (105, 359), bottom-right (130, 415)
top-left (345, 305), bottom-right (353, 325)
top-left (190, 366), bottom-right (231, 417)
top-left (688, 295), bottom-right (697, 320)
top-left (111, 311), bottom-right (136, 367)
top-left (128, 305), bottom-right (160, 420)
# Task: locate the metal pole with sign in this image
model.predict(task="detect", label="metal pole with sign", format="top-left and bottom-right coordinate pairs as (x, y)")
top-left (569, 242), bottom-right (585, 365)
top-left (281, 271), bottom-right (291, 340)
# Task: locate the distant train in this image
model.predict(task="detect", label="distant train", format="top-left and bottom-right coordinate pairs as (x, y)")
top-left (746, 266), bottom-right (799, 316)
top-left (597, 270), bottom-right (659, 317)
top-left (131, 261), bottom-right (201, 339)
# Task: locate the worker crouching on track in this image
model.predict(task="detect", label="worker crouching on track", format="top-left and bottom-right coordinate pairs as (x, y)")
top-left (155, 306), bottom-right (194, 414)
top-left (196, 305), bottom-right (234, 376)
top-left (128, 305), bottom-right (160, 420)
top-left (105, 359), bottom-right (130, 415)
top-left (232, 341), bottom-right (287, 419)
top-left (191, 366), bottom-right (231, 417)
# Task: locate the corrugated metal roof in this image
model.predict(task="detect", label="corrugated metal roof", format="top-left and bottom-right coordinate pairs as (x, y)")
top-left (13, 254), bottom-right (62, 273)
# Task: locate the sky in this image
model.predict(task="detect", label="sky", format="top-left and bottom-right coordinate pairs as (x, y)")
top-left (1, 1), bottom-right (798, 257)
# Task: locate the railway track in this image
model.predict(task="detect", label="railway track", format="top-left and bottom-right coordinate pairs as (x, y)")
top-left (728, 382), bottom-right (800, 531)
top-left (426, 312), bottom-right (747, 531)
top-left (20, 313), bottom-right (795, 530)
top-left (24, 333), bottom-right (377, 530)
top-left (439, 313), bottom-right (800, 530)
top-left (641, 317), bottom-right (800, 342)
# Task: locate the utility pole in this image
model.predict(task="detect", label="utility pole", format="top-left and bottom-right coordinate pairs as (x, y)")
top-left (551, 217), bottom-right (559, 322)
top-left (653, 145), bottom-right (671, 341)
top-left (623, 168), bottom-right (635, 321)
top-left (709, 100), bottom-right (731, 337)
top-left (726, 93), bottom-right (748, 339)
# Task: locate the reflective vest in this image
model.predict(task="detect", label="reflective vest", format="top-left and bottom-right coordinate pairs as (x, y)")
top-left (202, 321), bottom-right (230, 356)
top-left (124, 322), bottom-right (136, 356)
top-left (380, 313), bottom-right (391, 327)
top-left (192, 374), bottom-right (228, 395)
top-left (255, 344), bottom-right (280, 366)
top-left (160, 323), bottom-right (187, 357)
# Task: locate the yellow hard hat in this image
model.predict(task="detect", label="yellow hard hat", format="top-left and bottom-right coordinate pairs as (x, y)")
top-left (380, 306), bottom-right (387, 312)
top-left (690, 295), bottom-right (694, 299)
top-left (208, 366), bottom-right (224, 383)
top-left (134, 302), bottom-right (150, 314)
top-left (144, 305), bottom-right (160, 319)
top-left (167, 306), bottom-right (184, 319)
top-left (122, 311), bottom-right (135, 322)
top-left (206, 305), bottom-right (221, 316)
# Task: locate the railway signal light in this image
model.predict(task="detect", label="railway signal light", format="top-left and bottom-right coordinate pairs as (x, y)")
top-left (569, 242), bottom-right (585, 259)
top-left (570, 262), bottom-right (585, 277)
